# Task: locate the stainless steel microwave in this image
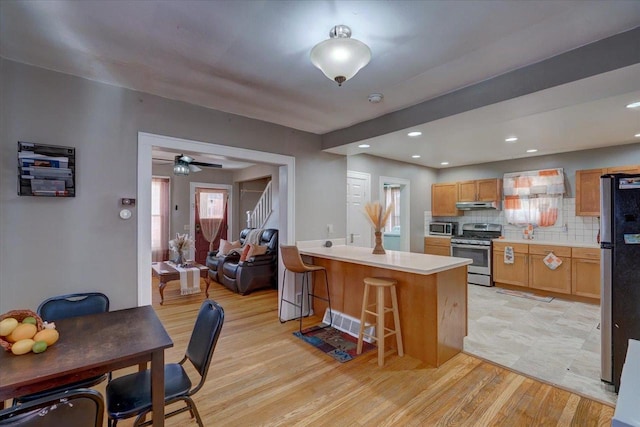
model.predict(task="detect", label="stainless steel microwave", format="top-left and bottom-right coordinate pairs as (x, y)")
top-left (429, 222), bottom-right (458, 236)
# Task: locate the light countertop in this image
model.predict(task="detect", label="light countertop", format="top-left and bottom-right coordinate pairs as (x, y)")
top-left (299, 245), bottom-right (472, 276)
top-left (493, 238), bottom-right (599, 249)
top-left (424, 235), bottom-right (452, 240)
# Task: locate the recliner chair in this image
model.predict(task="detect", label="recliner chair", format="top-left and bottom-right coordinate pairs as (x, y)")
top-left (206, 229), bottom-right (251, 284)
top-left (207, 228), bottom-right (278, 295)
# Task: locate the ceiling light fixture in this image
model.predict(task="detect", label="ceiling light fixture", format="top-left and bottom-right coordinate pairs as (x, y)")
top-left (368, 93), bottom-right (383, 103)
top-left (635, 133), bottom-right (640, 138)
top-left (505, 137), bottom-right (518, 142)
top-left (412, 155), bottom-right (421, 159)
top-left (626, 101), bottom-right (640, 109)
top-left (173, 159), bottom-right (190, 176)
top-left (440, 162), bottom-right (449, 166)
top-left (310, 25), bottom-right (371, 87)
top-left (358, 144), bottom-right (370, 148)
top-left (526, 149), bottom-right (538, 153)
top-left (407, 131), bottom-right (422, 137)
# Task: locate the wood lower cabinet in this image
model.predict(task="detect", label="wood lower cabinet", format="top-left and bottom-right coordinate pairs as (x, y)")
top-left (528, 244), bottom-right (572, 294)
top-left (431, 182), bottom-right (461, 216)
top-left (493, 242), bottom-right (598, 299)
top-left (424, 237), bottom-right (451, 256)
top-left (493, 242), bottom-right (529, 287)
top-left (571, 247), bottom-right (601, 299)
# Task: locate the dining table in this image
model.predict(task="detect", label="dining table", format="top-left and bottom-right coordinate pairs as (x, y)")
top-left (0, 305), bottom-right (173, 427)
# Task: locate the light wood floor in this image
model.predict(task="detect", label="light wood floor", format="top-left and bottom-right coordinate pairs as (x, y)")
top-left (104, 279), bottom-right (614, 426)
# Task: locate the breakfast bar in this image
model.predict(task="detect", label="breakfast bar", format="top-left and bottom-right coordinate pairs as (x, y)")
top-left (298, 245), bottom-right (472, 367)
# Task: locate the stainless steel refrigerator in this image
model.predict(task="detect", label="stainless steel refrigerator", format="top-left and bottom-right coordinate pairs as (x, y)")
top-left (600, 173), bottom-right (640, 392)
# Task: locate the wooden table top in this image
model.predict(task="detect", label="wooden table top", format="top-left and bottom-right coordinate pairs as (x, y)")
top-left (0, 305), bottom-right (173, 401)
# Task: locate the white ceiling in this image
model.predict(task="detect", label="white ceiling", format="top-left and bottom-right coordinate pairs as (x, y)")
top-left (1, 1), bottom-right (639, 169)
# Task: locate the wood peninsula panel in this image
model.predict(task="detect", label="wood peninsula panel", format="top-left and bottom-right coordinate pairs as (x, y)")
top-left (309, 257), bottom-right (467, 368)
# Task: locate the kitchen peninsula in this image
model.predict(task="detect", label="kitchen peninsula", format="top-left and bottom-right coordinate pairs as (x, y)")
top-left (298, 245), bottom-right (472, 367)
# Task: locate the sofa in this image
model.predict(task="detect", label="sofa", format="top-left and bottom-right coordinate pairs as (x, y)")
top-left (206, 228), bottom-right (278, 295)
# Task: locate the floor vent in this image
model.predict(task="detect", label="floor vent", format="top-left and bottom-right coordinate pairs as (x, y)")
top-left (322, 309), bottom-right (375, 343)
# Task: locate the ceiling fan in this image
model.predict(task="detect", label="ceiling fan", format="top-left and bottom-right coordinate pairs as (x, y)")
top-left (153, 154), bottom-right (222, 176)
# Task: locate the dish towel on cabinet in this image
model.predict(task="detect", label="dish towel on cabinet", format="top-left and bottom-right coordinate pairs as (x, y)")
top-left (504, 246), bottom-right (514, 264)
top-left (543, 252), bottom-right (563, 270)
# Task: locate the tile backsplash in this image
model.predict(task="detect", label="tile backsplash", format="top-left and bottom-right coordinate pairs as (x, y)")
top-left (425, 198), bottom-right (599, 244)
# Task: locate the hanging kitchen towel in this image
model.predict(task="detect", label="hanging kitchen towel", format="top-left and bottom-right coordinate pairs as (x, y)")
top-left (504, 246), bottom-right (514, 264)
top-left (543, 252), bottom-right (563, 270)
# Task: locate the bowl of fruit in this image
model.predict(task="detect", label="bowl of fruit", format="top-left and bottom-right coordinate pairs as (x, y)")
top-left (0, 310), bottom-right (59, 355)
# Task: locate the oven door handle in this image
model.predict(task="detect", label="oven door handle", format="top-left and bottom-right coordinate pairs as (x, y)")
top-left (451, 244), bottom-right (490, 250)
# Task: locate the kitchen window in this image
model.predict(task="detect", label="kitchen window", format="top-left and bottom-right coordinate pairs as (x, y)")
top-left (503, 168), bottom-right (565, 228)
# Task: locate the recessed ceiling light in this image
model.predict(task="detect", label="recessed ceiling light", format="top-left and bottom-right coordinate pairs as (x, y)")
top-left (626, 101), bottom-right (640, 109)
top-left (440, 162), bottom-right (449, 166)
top-left (505, 137), bottom-right (518, 142)
top-left (635, 133), bottom-right (640, 138)
top-left (411, 155), bottom-right (421, 159)
top-left (407, 131), bottom-right (422, 137)
top-left (526, 149), bottom-right (538, 153)
top-left (358, 144), bottom-right (370, 148)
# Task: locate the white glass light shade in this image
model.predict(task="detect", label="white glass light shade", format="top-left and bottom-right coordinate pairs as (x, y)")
top-left (310, 37), bottom-right (371, 86)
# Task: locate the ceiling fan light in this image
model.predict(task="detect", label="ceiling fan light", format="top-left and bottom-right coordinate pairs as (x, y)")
top-left (173, 162), bottom-right (190, 176)
top-left (310, 25), bottom-right (371, 86)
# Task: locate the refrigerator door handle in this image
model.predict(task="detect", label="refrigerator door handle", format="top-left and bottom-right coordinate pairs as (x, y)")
top-left (601, 247), bottom-right (613, 384)
top-left (600, 176), bottom-right (612, 244)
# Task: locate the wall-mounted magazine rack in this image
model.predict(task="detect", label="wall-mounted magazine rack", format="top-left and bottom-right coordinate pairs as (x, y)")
top-left (18, 141), bottom-right (76, 197)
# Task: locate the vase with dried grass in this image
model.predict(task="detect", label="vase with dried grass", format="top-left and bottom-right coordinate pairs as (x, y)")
top-left (363, 201), bottom-right (393, 254)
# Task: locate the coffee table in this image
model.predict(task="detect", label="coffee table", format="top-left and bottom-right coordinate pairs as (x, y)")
top-left (151, 262), bottom-right (210, 305)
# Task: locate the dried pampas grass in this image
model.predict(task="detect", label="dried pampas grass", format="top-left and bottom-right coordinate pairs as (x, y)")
top-left (364, 201), bottom-right (393, 232)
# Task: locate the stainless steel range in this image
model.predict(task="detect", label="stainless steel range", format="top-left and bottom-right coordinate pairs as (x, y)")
top-left (450, 223), bottom-right (502, 287)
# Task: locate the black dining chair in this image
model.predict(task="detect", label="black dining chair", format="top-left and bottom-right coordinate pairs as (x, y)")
top-left (0, 388), bottom-right (104, 427)
top-left (37, 292), bottom-right (110, 321)
top-left (13, 292), bottom-right (111, 405)
top-left (106, 299), bottom-right (224, 427)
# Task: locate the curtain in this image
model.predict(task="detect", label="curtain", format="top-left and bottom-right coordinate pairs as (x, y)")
top-left (384, 186), bottom-right (401, 231)
top-left (503, 169), bottom-right (564, 227)
top-left (195, 188), bottom-right (228, 252)
top-left (151, 177), bottom-right (170, 262)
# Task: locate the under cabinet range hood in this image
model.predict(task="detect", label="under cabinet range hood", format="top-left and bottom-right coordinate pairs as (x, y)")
top-left (455, 201), bottom-right (499, 210)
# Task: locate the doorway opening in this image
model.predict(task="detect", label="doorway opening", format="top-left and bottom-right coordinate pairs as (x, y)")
top-left (137, 132), bottom-right (295, 308)
top-left (379, 176), bottom-right (410, 252)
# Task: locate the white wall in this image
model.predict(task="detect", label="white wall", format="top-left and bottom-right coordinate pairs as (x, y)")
top-left (0, 59), bottom-right (346, 312)
top-left (347, 154), bottom-right (438, 253)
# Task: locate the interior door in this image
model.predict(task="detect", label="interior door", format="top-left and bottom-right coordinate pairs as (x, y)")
top-left (347, 171), bottom-right (371, 247)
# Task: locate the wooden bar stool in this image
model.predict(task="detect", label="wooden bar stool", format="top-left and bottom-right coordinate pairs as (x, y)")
top-left (278, 244), bottom-right (333, 333)
top-left (357, 277), bottom-right (403, 366)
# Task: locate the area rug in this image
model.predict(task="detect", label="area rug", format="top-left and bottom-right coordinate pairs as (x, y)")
top-left (496, 288), bottom-right (554, 302)
top-left (293, 325), bottom-right (376, 363)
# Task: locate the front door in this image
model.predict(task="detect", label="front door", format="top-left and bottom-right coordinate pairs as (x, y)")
top-left (191, 185), bottom-right (230, 265)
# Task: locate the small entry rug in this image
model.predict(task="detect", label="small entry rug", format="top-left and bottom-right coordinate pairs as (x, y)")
top-left (496, 288), bottom-right (554, 302)
top-left (293, 325), bottom-right (375, 363)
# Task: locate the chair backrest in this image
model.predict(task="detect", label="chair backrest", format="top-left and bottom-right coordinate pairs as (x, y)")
top-left (279, 245), bottom-right (309, 273)
top-left (0, 388), bottom-right (104, 427)
top-left (37, 292), bottom-right (110, 321)
top-left (184, 299), bottom-right (225, 394)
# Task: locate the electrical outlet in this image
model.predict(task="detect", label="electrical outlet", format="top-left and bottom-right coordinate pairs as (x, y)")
top-left (296, 292), bottom-right (302, 306)
top-left (327, 224), bottom-right (334, 234)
